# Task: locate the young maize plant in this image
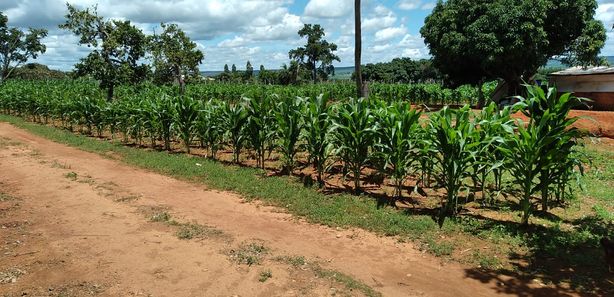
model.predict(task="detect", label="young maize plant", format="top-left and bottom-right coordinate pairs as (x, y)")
top-left (472, 102), bottom-right (514, 203)
top-left (245, 93), bottom-right (276, 169)
top-left (374, 101), bottom-right (422, 203)
top-left (150, 95), bottom-right (176, 151)
top-left (275, 95), bottom-right (304, 175)
top-left (222, 101), bottom-right (248, 164)
top-left (195, 99), bottom-right (225, 159)
top-left (302, 93), bottom-right (333, 187)
top-left (428, 105), bottom-right (478, 227)
top-left (174, 95), bottom-right (200, 153)
top-left (330, 98), bottom-right (377, 194)
top-left (501, 85), bottom-right (587, 225)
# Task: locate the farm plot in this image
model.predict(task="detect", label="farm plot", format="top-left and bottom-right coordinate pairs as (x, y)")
top-left (0, 80), bottom-right (613, 295)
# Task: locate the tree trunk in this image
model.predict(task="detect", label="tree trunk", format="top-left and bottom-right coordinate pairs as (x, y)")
top-left (106, 83), bottom-right (114, 102)
top-left (354, 0), bottom-right (364, 99)
top-left (312, 61), bottom-right (317, 83)
top-left (176, 64), bottom-right (185, 95)
top-left (476, 80), bottom-right (485, 108)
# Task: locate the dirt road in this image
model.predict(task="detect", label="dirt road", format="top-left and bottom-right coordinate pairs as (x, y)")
top-left (0, 123), bottom-right (572, 297)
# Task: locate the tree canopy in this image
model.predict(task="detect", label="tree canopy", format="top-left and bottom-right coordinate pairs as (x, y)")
top-left (0, 12), bottom-right (48, 84)
top-left (149, 23), bottom-right (204, 93)
top-left (60, 3), bottom-right (149, 101)
top-left (420, 0), bottom-right (606, 93)
top-left (361, 58), bottom-right (442, 83)
top-left (289, 24), bottom-right (339, 83)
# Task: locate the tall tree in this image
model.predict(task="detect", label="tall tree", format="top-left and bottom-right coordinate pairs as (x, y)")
top-left (223, 64), bottom-right (229, 73)
top-left (245, 60), bottom-right (253, 80)
top-left (231, 64), bottom-right (237, 73)
top-left (60, 4), bottom-right (149, 101)
top-left (0, 12), bottom-right (47, 84)
top-left (289, 24), bottom-right (340, 83)
top-left (354, 0), bottom-right (364, 98)
top-left (149, 23), bottom-right (204, 94)
top-left (420, 0), bottom-right (606, 96)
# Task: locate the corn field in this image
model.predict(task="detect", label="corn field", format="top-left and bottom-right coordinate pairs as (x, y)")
top-left (0, 80), bottom-right (586, 226)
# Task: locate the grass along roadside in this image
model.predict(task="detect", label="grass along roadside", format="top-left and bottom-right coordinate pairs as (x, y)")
top-left (0, 115), bottom-right (612, 293)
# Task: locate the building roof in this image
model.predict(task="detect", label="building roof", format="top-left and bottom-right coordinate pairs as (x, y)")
top-left (550, 66), bottom-right (614, 76)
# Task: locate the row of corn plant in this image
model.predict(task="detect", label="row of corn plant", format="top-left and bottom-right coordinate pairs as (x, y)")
top-left (0, 80), bottom-right (586, 227)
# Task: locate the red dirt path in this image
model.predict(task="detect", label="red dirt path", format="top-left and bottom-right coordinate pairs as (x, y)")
top-left (0, 122), bottom-right (584, 296)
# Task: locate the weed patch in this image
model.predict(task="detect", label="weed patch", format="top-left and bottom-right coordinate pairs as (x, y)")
top-left (228, 241), bottom-right (269, 266)
top-left (258, 269), bottom-right (272, 282)
top-left (64, 171), bottom-right (78, 181)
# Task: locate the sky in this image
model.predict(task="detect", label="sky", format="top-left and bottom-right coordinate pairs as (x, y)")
top-left (2, 0), bottom-right (614, 72)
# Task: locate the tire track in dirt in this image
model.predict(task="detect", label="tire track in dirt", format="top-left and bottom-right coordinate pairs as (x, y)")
top-left (0, 123), bottom-right (564, 296)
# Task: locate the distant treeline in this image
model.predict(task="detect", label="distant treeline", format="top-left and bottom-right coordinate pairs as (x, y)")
top-left (360, 58), bottom-right (442, 84)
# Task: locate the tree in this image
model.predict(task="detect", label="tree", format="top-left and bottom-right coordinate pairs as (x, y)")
top-left (289, 24), bottom-right (340, 83)
top-left (149, 23), bottom-right (204, 94)
top-left (231, 64), bottom-right (237, 73)
top-left (360, 58), bottom-right (441, 83)
top-left (354, 0), bottom-right (364, 98)
top-left (420, 0), bottom-right (606, 96)
top-left (0, 12), bottom-right (48, 84)
top-left (245, 60), bottom-right (254, 81)
top-left (561, 20), bottom-right (607, 67)
top-left (60, 4), bottom-right (149, 101)
top-left (223, 64), bottom-right (229, 73)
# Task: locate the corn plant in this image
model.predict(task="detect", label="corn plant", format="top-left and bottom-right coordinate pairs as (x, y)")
top-left (375, 101), bottom-right (422, 202)
top-left (222, 101), bottom-right (248, 163)
top-left (245, 94), bottom-right (276, 169)
top-left (472, 103), bottom-right (514, 203)
top-left (302, 93), bottom-right (332, 187)
top-left (330, 98), bottom-right (377, 194)
top-left (501, 85), bottom-right (587, 225)
top-left (139, 101), bottom-right (159, 147)
top-left (428, 105), bottom-right (478, 226)
top-left (150, 95), bottom-right (175, 151)
top-left (174, 95), bottom-right (199, 153)
top-left (275, 95), bottom-right (304, 174)
top-left (521, 85), bottom-right (587, 212)
top-left (195, 99), bottom-right (225, 159)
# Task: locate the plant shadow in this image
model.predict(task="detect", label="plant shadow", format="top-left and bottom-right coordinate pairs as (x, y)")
top-left (458, 213), bottom-right (613, 295)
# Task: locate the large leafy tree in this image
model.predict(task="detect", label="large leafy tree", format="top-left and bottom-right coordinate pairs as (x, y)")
top-left (420, 0), bottom-right (606, 96)
top-left (0, 12), bottom-right (48, 84)
top-left (60, 4), bottom-right (149, 101)
top-left (149, 23), bottom-right (204, 94)
top-left (289, 24), bottom-right (340, 83)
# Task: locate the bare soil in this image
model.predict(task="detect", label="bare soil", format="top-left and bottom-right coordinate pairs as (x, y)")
top-left (512, 110), bottom-right (614, 138)
top-left (0, 123), bottom-right (583, 296)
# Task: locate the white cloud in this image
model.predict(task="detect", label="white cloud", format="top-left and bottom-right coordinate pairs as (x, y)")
top-left (218, 36), bottom-right (248, 48)
top-left (362, 12), bottom-right (397, 32)
top-left (597, 3), bottom-right (614, 24)
top-left (304, 0), bottom-right (353, 18)
top-left (371, 44), bottom-right (391, 53)
top-left (375, 27), bottom-right (407, 42)
top-left (397, 0), bottom-right (435, 10)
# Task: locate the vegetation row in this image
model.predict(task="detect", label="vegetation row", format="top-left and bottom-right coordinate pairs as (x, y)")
top-left (0, 80), bottom-right (587, 227)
